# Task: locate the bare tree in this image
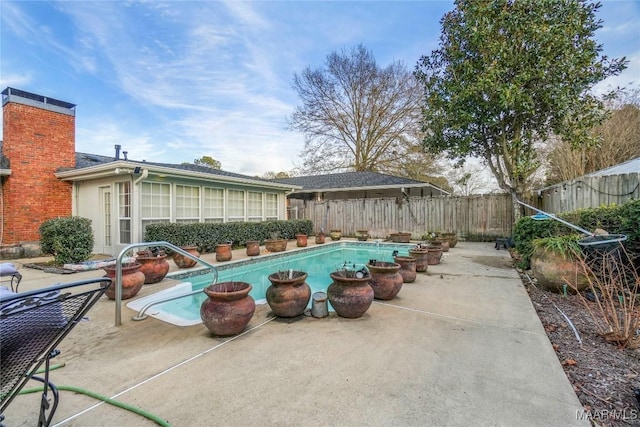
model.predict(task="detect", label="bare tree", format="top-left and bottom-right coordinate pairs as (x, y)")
top-left (545, 89), bottom-right (640, 184)
top-left (289, 44), bottom-right (429, 175)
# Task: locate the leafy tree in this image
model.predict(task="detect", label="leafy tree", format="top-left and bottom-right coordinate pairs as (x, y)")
top-left (192, 156), bottom-right (221, 169)
top-left (289, 44), bottom-right (432, 175)
top-left (261, 171), bottom-right (291, 179)
top-left (415, 0), bottom-right (627, 218)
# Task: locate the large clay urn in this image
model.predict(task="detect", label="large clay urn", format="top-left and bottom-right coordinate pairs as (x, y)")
top-left (215, 243), bottom-right (232, 262)
top-left (102, 262), bottom-right (145, 300)
top-left (393, 255), bottom-right (417, 283)
top-left (441, 232), bottom-right (458, 248)
top-left (530, 247), bottom-right (589, 293)
top-left (264, 239), bottom-right (287, 252)
top-left (367, 261), bottom-right (403, 300)
top-left (266, 271), bottom-right (311, 317)
top-left (315, 232), bottom-right (326, 244)
top-left (136, 250), bottom-right (170, 284)
top-left (173, 245), bottom-right (200, 268)
top-left (409, 245), bottom-right (429, 272)
top-left (329, 230), bottom-right (342, 241)
top-left (427, 246), bottom-right (443, 265)
top-left (245, 240), bottom-right (260, 256)
top-left (200, 282), bottom-right (256, 336)
top-left (327, 271), bottom-right (374, 318)
top-left (295, 234), bottom-right (308, 248)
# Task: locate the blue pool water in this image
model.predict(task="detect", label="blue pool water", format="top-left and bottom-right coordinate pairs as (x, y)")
top-left (127, 241), bottom-right (414, 326)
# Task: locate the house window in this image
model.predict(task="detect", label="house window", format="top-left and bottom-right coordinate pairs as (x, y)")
top-left (117, 181), bottom-right (131, 244)
top-left (227, 189), bottom-right (245, 222)
top-left (247, 191), bottom-right (263, 222)
top-left (176, 185), bottom-right (200, 223)
top-left (203, 187), bottom-right (224, 223)
top-left (141, 182), bottom-right (171, 232)
top-left (265, 193), bottom-right (278, 220)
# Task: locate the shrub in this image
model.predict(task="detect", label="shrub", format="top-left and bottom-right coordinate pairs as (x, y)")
top-left (144, 220), bottom-right (314, 254)
top-left (39, 216), bottom-right (94, 264)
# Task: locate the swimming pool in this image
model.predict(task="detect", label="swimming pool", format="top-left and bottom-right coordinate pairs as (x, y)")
top-left (127, 241), bottom-right (414, 326)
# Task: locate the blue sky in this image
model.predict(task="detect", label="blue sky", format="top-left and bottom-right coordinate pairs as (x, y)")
top-left (1, 1), bottom-right (638, 178)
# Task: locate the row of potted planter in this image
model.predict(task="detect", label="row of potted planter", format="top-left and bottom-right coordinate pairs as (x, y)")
top-left (200, 240), bottom-right (454, 337)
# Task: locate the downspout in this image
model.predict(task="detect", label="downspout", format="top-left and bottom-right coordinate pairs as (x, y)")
top-left (133, 169), bottom-right (148, 185)
top-left (132, 169), bottom-right (148, 244)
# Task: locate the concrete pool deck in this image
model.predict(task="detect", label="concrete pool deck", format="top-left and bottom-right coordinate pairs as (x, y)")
top-left (2, 241), bottom-right (588, 426)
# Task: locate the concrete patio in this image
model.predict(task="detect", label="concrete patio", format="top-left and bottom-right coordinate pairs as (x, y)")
top-left (2, 241), bottom-right (587, 426)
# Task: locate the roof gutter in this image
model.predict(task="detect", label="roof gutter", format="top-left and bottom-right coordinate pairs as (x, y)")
top-left (55, 162), bottom-right (301, 191)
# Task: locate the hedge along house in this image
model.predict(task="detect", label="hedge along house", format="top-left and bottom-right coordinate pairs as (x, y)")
top-left (1, 87), bottom-right (299, 259)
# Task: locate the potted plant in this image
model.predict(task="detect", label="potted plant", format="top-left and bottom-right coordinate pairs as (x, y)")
top-left (215, 241), bottom-right (233, 262)
top-left (265, 232), bottom-right (287, 252)
top-left (245, 240), bottom-right (260, 256)
top-left (366, 260), bottom-right (403, 300)
top-left (266, 270), bottom-right (311, 317)
top-left (389, 232), bottom-right (411, 243)
top-left (172, 245), bottom-right (200, 269)
top-left (315, 229), bottom-right (326, 244)
top-left (327, 263), bottom-right (374, 318)
top-left (135, 248), bottom-right (170, 284)
top-left (102, 262), bottom-right (145, 300)
top-left (529, 235), bottom-right (589, 293)
top-left (329, 229), bottom-right (342, 241)
top-left (355, 230), bottom-right (370, 241)
top-left (295, 233), bottom-right (308, 247)
top-left (200, 281), bottom-right (255, 336)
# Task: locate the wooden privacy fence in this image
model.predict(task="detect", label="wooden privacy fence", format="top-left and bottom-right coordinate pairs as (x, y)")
top-left (538, 173), bottom-right (639, 214)
top-left (302, 194), bottom-right (514, 240)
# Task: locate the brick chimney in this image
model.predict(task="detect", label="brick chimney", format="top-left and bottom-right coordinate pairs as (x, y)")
top-left (1, 87), bottom-right (76, 247)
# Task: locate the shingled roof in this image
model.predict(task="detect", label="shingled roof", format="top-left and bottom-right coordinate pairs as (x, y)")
top-left (272, 171), bottom-right (447, 193)
top-left (73, 152), bottom-right (276, 183)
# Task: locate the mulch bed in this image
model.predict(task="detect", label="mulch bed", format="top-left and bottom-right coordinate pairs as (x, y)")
top-left (522, 271), bottom-right (640, 426)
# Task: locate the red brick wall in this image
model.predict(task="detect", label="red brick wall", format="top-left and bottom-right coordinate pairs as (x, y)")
top-left (2, 101), bottom-right (75, 244)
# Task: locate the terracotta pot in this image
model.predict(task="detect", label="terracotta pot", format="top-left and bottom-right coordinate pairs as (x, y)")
top-left (245, 240), bottom-right (260, 256)
top-left (315, 232), bottom-right (326, 244)
top-left (329, 230), bottom-right (342, 241)
top-left (136, 251), bottom-right (170, 284)
top-left (390, 232), bottom-right (411, 243)
top-left (530, 248), bottom-right (589, 293)
top-left (102, 262), bottom-right (145, 300)
top-left (215, 243), bottom-right (232, 262)
top-left (427, 246), bottom-right (443, 265)
top-left (173, 245), bottom-right (200, 268)
top-left (265, 239), bottom-right (287, 252)
top-left (440, 240), bottom-right (450, 252)
top-left (327, 271), bottom-right (374, 318)
top-left (440, 232), bottom-right (458, 248)
top-left (409, 247), bottom-right (429, 272)
top-left (296, 234), bottom-right (308, 248)
top-left (393, 256), bottom-right (417, 283)
top-left (355, 230), bottom-right (370, 241)
top-left (200, 282), bottom-right (256, 336)
top-left (266, 271), bottom-right (311, 317)
top-left (367, 261), bottom-right (403, 300)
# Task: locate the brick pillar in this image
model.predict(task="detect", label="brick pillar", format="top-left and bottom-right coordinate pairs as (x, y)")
top-left (1, 88), bottom-right (76, 246)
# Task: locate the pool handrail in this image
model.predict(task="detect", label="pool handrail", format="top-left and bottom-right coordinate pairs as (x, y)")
top-left (114, 241), bottom-right (218, 326)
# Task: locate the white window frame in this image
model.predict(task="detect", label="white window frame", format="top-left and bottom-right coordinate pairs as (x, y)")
top-left (227, 189), bottom-right (245, 222)
top-left (247, 191), bottom-right (263, 222)
top-left (176, 184), bottom-right (200, 223)
top-left (117, 181), bottom-right (131, 244)
top-left (203, 187), bottom-right (225, 223)
top-left (265, 193), bottom-right (278, 220)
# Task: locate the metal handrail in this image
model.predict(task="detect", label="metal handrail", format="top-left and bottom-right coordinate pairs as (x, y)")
top-left (114, 241), bottom-right (218, 326)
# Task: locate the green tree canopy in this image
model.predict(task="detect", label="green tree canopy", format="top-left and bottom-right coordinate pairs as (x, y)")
top-left (415, 0), bottom-right (626, 216)
top-left (193, 156), bottom-right (221, 169)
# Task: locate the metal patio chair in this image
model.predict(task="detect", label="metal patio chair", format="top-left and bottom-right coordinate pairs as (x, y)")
top-left (0, 277), bottom-right (110, 426)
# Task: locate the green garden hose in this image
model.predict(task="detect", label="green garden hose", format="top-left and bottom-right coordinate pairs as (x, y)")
top-left (19, 385), bottom-right (172, 427)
